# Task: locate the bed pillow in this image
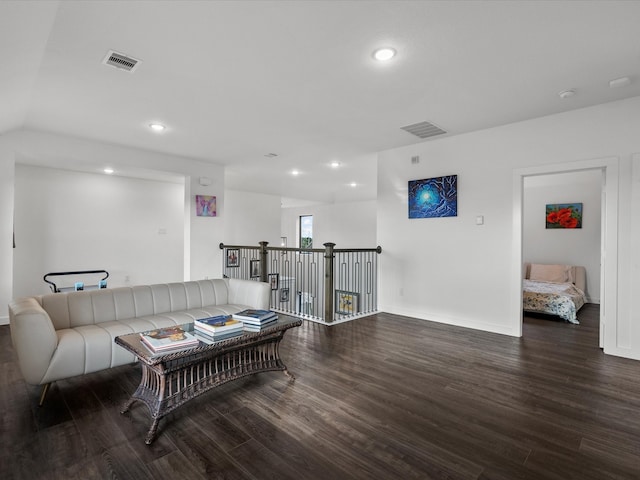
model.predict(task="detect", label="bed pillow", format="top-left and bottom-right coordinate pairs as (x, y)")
top-left (529, 263), bottom-right (573, 283)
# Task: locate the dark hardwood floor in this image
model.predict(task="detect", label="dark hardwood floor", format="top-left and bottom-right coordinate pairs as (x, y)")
top-left (2, 304), bottom-right (639, 479)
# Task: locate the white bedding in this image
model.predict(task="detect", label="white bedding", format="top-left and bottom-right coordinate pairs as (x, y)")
top-left (523, 279), bottom-right (587, 324)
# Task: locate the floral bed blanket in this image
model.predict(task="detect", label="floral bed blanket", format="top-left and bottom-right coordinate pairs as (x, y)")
top-left (523, 279), bottom-right (587, 324)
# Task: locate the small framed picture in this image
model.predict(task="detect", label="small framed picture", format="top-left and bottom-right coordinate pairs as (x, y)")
top-left (545, 203), bottom-right (583, 229)
top-left (250, 259), bottom-right (260, 278)
top-left (195, 195), bottom-right (217, 217)
top-left (280, 288), bottom-right (290, 303)
top-left (226, 249), bottom-right (239, 267)
top-left (335, 290), bottom-right (359, 315)
top-left (268, 273), bottom-right (279, 290)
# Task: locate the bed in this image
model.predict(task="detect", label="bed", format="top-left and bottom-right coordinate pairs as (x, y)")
top-left (523, 263), bottom-right (587, 324)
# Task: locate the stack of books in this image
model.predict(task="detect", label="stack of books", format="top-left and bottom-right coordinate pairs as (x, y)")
top-left (140, 326), bottom-right (199, 354)
top-left (232, 309), bottom-right (278, 331)
top-left (194, 315), bottom-right (244, 342)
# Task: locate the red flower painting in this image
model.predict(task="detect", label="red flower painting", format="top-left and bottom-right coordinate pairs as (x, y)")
top-left (545, 203), bottom-right (582, 229)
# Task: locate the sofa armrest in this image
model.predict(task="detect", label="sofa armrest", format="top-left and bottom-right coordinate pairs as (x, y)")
top-left (227, 279), bottom-right (270, 310)
top-left (9, 297), bottom-right (58, 385)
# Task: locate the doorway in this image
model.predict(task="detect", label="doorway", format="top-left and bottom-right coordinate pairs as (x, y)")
top-left (522, 170), bottom-right (603, 345)
top-left (511, 157), bottom-right (619, 351)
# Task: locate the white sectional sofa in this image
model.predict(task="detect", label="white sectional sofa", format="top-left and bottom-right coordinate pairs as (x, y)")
top-left (8, 278), bottom-right (270, 403)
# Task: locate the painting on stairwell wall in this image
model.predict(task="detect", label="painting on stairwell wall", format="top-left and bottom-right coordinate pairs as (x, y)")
top-left (196, 195), bottom-right (217, 217)
top-left (250, 259), bottom-right (260, 278)
top-left (226, 249), bottom-right (239, 267)
top-left (335, 290), bottom-right (359, 315)
top-left (280, 288), bottom-right (290, 303)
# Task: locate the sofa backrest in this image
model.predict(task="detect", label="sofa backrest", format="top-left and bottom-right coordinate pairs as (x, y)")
top-left (39, 279), bottom-right (231, 329)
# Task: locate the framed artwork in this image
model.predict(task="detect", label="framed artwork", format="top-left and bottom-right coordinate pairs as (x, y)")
top-left (250, 259), bottom-right (260, 278)
top-left (335, 290), bottom-right (359, 315)
top-left (408, 174), bottom-right (457, 219)
top-left (268, 273), bottom-right (279, 290)
top-left (195, 195), bottom-right (217, 217)
top-left (280, 288), bottom-right (290, 303)
top-left (226, 249), bottom-right (239, 267)
top-left (546, 203), bottom-right (582, 229)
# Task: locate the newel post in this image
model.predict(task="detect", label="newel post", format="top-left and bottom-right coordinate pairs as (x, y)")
top-left (324, 242), bottom-right (336, 323)
top-left (259, 241), bottom-right (269, 283)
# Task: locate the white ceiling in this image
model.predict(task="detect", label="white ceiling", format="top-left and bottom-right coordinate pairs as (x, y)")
top-left (2, 0), bottom-right (640, 204)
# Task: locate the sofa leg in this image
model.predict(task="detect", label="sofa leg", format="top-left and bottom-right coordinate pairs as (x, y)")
top-left (38, 383), bottom-right (51, 406)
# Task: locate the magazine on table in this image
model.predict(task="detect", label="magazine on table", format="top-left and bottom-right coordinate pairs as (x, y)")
top-left (140, 341), bottom-right (201, 357)
top-left (140, 326), bottom-right (199, 352)
top-left (194, 329), bottom-right (244, 344)
top-left (194, 315), bottom-right (243, 334)
top-left (194, 323), bottom-right (243, 338)
top-left (243, 318), bottom-right (278, 331)
top-left (232, 309), bottom-right (278, 324)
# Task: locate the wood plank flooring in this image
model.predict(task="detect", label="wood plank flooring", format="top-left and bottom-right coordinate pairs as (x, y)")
top-left (1, 304), bottom-right (639, 479)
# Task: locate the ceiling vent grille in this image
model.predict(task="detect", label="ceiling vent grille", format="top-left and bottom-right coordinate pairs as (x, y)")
top-left (401, 121), bottom-right (446, 139)
top-left (102, 50), bottom-right (141, 73)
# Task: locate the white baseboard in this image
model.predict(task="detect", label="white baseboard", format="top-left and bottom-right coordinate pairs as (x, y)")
top-left (0, 316), bottom-right (9, 326)
top-left (604, 345), bottom-right (640, 361)
top-left (378, 304), bottom-right (519, 337)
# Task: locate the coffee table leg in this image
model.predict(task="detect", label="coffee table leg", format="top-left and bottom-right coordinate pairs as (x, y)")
top-left (145, 418), bottom-right (160, 445)
top-left (120, 394), bottom-right (162, 444)
top-left (121, 397), bottom-right (135, 414)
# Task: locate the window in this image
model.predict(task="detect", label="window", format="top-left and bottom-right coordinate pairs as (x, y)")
top-left (299, 215), bottom-right (313, 249)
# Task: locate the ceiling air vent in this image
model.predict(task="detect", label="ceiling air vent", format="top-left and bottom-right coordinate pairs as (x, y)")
top-left (401, 121), bottom-right (446, 139)
top-left (102, 50), bottom-right (141, 73)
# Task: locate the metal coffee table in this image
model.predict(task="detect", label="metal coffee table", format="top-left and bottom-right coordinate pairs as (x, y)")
top-left (115, 315), bottom-right (302, 444)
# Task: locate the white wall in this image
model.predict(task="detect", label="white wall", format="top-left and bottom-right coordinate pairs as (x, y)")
top-left (225, 190), bottom-right (282, 247)
top-left (0, 151), bottom-right (15, 323)
top-left (378, 96), bottom-right (640, 360)
top-left (0, 130), bottom-right (227, 323)
top-left (523, 170), bottom-right (602, 302)
top-left (281, 200), bottom-right (377, 249)
top-left (223, 192), bottom-right (377, 253)
top-left (629, 154), bottom-right (640, 358)
top-left (13, 165), bottom-right (184, 297)
top-left (187, 176), bottom-right (226, 282)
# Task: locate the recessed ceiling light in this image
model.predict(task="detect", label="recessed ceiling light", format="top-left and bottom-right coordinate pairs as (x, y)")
top-left (330, 161), bottom-right (340, 168)
top-left (558, 89), bottom-right (576, 99)
top-left (264, 153), bottom-right (278, 158)
top-left (349, 182), bottom-right (357, 187)
top-left (609, 76), bottom-right (631, 88)
top-left (291, 170), bottom-right (300, 176)
top-left (149, 123), bottom-right (166, 132)
top-left (373, 47), bottom-right (396, 61)
top-left (103, 168), bottom-right (114, 174)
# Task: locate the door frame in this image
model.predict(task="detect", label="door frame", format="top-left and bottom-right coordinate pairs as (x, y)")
top-left (511, 157), bottom-right (618, 348)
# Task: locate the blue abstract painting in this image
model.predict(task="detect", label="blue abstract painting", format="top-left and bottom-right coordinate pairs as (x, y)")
top-left (408, 175), bottom-right (457, 219)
